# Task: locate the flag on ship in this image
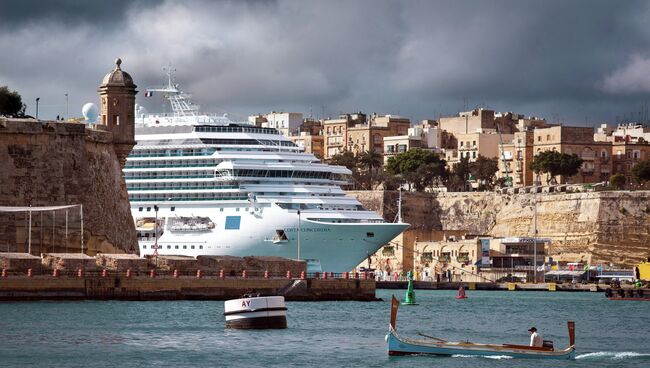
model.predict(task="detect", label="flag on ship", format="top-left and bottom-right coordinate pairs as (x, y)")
top-left (145, 91), bottom-right (154, 97)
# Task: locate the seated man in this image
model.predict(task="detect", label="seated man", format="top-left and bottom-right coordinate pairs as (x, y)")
top-left (528, 327), bottom-right (543, 347)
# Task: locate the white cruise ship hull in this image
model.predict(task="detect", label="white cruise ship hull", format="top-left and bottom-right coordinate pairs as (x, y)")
top-left (135, 203), bottom-right (408, 272)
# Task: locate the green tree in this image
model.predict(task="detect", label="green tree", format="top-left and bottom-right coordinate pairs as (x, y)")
top-left (632, 160), bottom-right (650, 185)
top-left (609, 173), bottom-right (626, 190)
top-left (529, 150), bottom-right (583, 184)
top-left (358, 149), bottom-right (383, 189)
top-left (386, 149), bottom-right (446, 191)
top-left (329, 151), bottom-right (358, 171)
top-left (470, 155), bottom-right (499, 190)
top-left (447, 156), bottom-right (471, 191)
top-left (0, 86), bottom-right (26, 117)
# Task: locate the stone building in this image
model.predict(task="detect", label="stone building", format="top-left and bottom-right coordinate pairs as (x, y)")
top-left (262, 112), bottom-right (303, 136)
top-left (498, 131), bottom-right (535, 187)
top-left (411, 237), bottom-right (483, 282)
top-left (448, 131), bottom-right (513, 165)
top-left (289, 132), bottom-right (324, 159)
top-left (323, 113), bottom-right (409, 159)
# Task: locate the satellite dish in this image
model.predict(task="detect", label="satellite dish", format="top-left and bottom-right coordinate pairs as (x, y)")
top-left (82, 103), bottom-right (99, 123)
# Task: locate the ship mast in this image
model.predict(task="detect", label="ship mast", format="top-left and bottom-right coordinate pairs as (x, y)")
top-left (144, 64), bottom-right (200, 117)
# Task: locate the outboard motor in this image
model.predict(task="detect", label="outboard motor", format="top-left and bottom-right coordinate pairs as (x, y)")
top-left (542, 340), bottom-right (554, 350)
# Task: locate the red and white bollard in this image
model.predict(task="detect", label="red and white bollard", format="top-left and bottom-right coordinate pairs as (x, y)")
top-left (313, 272), bottom-right (320, 279)
top-left (150, 269), bottom-right (156, 278)
top-left (77, 268), bottom-right (84, 278)
top-left (27, 268), bottom-right (33, 277)
top-left (286, 270), bottom-right (292, 279)
top-left (264, 270), bottom-right (269, 279)
top-left (393, 271), bottom-right (398, 281)
top-left (126, 269), bottom-right (132, 278)
top-left (242, 270), bottom-right (248, 279)
top-left (362, 272), bottom-right (368, 280)
top-left (354, 272), bottom-right (359, 279)
top-left (53, 269), bottom-right (60, 277)
top-left (173, 269), bottom-right (179, 278)
top-left (344, 272), bottom-right (349, 279)
top-left (196, 269), bottom-right (203, 278)
top-left (323, 271), bottom-right (328, 279)
top-left (300, 271), bottom-right (306, 280)
top-left (330, 272), bottom-right (334, 279)
top-left (101, 269), bottom-right (107, 278)
top-left (219, 269), bottom-right (225, 279)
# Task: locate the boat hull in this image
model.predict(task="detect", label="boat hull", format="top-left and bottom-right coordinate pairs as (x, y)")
top-left (386, 329), bottom-right (575, 360)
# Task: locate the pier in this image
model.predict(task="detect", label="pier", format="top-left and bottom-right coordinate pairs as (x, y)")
top-left (377, 280), bottom-right (608, 292)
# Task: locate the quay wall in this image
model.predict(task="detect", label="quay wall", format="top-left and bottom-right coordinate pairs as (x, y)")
top-left (0, 119), bottom-right (137, 255)
top-left (348, 190), bottom-right (650, 267)
top-left (0, 275), bottom-right (376, 301)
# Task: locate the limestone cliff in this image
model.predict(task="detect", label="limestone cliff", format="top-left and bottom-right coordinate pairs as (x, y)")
top-left (348, 190), bottom-right (650, 267)
top-left (0, 118), bottom-right (137, 255)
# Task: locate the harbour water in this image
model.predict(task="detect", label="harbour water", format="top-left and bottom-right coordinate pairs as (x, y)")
top-left (0, 290), bottom-right (648, 367)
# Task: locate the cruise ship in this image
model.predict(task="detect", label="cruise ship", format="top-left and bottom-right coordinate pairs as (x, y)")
top-left (125, 71), bottom-right (409, 272)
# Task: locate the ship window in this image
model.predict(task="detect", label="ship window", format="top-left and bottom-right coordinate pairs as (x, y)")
top-left (220, 208), bottom-right (224, 212)
top-left (171, 206), bottom-right (175, 211)
top-left (191, 245), bottom-right (195, 249)
top-left (199, 245), bottom-right (203, 249)
top-left (147, 207), bottom-right (151, 211)
top-left (236, 208), bottom-right (240, 212)
top-left (138, 207), bottom-right (143, 212)
top-left (167, 245), bottom-right (171, 249)
top-left (142, 245), bottom-right (146, 249)
top-left (366, 232), bottom-right (375, 238)
top-left (183, 245), bottom-right (187, 249)
top-left (175, 245), bottom-right (179, 249)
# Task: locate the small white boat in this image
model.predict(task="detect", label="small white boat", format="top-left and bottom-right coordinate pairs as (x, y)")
top-left (224, 294), bottom-right (287, 329)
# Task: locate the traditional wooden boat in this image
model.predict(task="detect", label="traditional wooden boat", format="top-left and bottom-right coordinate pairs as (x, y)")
top-left (386, 296), bottom-right (576, 359)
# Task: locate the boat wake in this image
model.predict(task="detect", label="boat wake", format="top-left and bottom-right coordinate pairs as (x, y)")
top-left (576, 351), bottom-right (650, 360)
top-left (451, 354), bottom-right (513, 360)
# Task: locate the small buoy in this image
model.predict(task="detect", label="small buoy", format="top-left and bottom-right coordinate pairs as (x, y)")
top-left (402, 271), bottom-right (418, 306)
top-left (457, 286), bottom-right (468, 299)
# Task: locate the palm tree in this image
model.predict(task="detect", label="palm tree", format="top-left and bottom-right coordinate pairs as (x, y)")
top-left (359, 149), bottom-right (383, 189)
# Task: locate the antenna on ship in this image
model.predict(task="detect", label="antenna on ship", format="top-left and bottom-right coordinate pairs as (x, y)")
top-left (143, 63), bottom-right (199, 118)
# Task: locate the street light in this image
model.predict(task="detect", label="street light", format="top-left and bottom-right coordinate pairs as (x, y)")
top-left (153, 204), bottom-right (159, 267)
top-left (35, 97), bottom-right (40, 119)
top-left (65, 93), bottom-right (68, 119)
top-left (297, 209), bottom-right (301, 260)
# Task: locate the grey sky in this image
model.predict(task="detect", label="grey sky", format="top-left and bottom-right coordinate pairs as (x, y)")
top-left (1, 0), bottom-right (650, 125)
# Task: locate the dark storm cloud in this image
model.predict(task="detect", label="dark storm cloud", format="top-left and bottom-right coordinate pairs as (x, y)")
top-left (1, 0), bottom-right (650, 124)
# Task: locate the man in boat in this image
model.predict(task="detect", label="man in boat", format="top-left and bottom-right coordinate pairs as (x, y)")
top-left (528, 327), bottom-right (543, 347)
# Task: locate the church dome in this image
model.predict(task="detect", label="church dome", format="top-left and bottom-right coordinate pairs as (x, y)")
top-left (101, 58), bottom-right (135, 87)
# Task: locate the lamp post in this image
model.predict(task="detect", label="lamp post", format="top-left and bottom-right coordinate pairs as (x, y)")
top-left (35, 97), bottom-right (40, 119)
top-left (154, 205), bottom-right (159, 267)
top-left (65, 93), bottom-right (68, 119)
top-left (297, 209), bottom-right (301, 260)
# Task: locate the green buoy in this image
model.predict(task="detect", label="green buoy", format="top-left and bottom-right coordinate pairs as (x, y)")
top-left (402, 271), bottom-right (418, 305)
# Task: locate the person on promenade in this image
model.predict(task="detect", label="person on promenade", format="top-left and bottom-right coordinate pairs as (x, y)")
top-left (528, 327), bottom-right (543, 347)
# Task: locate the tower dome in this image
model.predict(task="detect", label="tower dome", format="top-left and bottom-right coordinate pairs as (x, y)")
top-left (101, 58), bottom-right (135, 87)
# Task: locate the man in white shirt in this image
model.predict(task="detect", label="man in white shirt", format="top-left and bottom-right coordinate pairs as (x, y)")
top-left (528, 327), bottom-right (543, 347)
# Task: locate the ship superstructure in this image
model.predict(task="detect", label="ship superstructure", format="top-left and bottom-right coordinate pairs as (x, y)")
top-left (125, 70), bottom-right (408, 272)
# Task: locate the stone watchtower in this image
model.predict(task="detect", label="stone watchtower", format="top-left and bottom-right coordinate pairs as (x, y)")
top-left (98, 58), bottom-right (137, 167)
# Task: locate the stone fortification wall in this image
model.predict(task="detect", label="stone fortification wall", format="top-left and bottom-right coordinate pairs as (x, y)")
top-left (348, 190), bottom-right (650, 267)
top-left (0, 119), bottom-right (137, 255)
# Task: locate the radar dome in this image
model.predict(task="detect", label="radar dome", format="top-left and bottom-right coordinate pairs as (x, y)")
top-left (82, 103), bottom-right (99, 123)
